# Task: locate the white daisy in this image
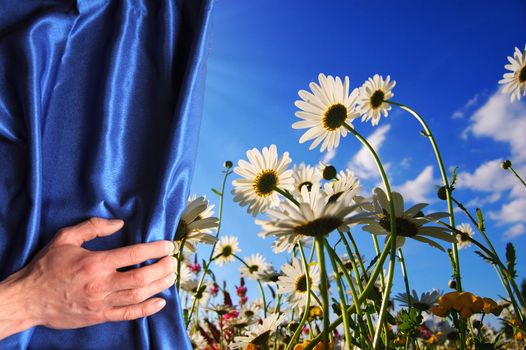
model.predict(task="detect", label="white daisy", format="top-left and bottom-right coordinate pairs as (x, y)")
top-left (229, 313), bottom-right (287, 349)
top-left (258, 186), bottom-right (364, 239)
top-left (189, 332), bottom-right (207, 349)
top-left (455, 223), bottom-right (474, 249)
top-left (183, 280), bottom-right (211, 308)
top-left (240, 253), bottom-right (271, 280)
top-left (174, 195), bottom-right (218, 252)
top-left (232, 144), bottom-right (294, 216)
top-left (357, 74), bottom-right (396, 126)
top-left (214, 235), bottom-right (241, 266)
top-left (278, 258), bottom-right (320, 309)
top-left (228, 303), bottom-right (261, 328)
top-left (499, 45), bottom-right (526, 102)
top-left (394, 289), bottom-right (442, 312)
top-left (323, 168), bottom-right (360, 204)
top-left (256, 216), bottom-right (312, 254)
top-left (292, 162), bottom-right (322, 195)
top-left (358, 187), bottom-right (456, 251)
top-left (293, 73), bottom-right (361, 152)
top-left (174, 260), bottom-right (193, 290)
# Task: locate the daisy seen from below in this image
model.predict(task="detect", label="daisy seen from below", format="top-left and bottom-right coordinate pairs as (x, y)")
top-left (323, 168), bottom-right (360, 204)
top-left (229, 313), bottom-right (287, 349)
top-left (293, 73), bottom-right (360, 152)
top-left (394, 289), bottom-right (442, 312)
top-left (240, 253), bottom-right (271, 280)
top-left (258, 186), bottom-right (364, 240)
top-left (455, 223), bottom-right (475, 249)
top-left (359, 187), bottom-right (456, 251)
top-left (277, 258), bottom-right (320, 309)
top-left (174, 195), bottom-right (218, 252)
top-left (232, 144), bottom-right (294, 216)
top-left (356, 74), bottom-right (396, 126)
top-left (499, 45), bottom-right (526, 102)
top-left (215, 235), bottom-right (241, 266)
top-left (292, 162), bottom-right (322, 195)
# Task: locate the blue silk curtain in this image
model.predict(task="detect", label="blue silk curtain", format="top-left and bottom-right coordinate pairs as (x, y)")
top-left (0, 0), bottom-right (212, 348)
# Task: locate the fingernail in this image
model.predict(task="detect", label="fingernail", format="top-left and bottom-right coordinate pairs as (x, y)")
top-left (109, 219), bottom-right (124, 226)
top-left (154, 299), bottom-right (166, 310)
top-left (169, 256), bottom-right (178, 270)
top-left (165, 241), bottom-right (175, 255)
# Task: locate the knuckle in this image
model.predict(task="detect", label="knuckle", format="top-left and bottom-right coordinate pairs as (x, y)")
top-left (128, 289), bottom-right (144, 304)
top-left (87, 217), bottom-right (104, 230)
top-left (131, 270), bottom-right (146, 287)
top-left (123, 307), bottom-right (138, 321)
top-left (83, 281), bottom-right (102, 297)
top-left (128, 246), bottom-right (143, 263)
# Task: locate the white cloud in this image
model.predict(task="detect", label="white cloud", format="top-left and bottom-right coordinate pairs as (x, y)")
top-left (321, 149), bottom-right (336, 164)
top-left (489, 197), bottom-right (526, 224)
top-left (395, 165), bottom-right (436, 203)
top-left (451, 93), bottom-right (479, 119)
top-left (457, 159), bottom-right (517, 194)
top-left (465, 192), bottom-right (502, 208)
top-left (505, 224), bottom-right (526, 239)
top-left (400, 157), bottom-right (412, 169)
top-left (464, 92), bottom-right (526, 161)
top-left (348, 125), bottom-right (391, 179)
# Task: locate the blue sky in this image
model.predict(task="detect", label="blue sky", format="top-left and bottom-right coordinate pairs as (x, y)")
top-left (191, 0), bottom-right (526, 307)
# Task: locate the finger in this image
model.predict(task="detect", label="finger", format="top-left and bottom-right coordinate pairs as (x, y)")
top-left (110, 256), bottom-right (176, 290)
top-left (55, 217), bottom-right (124, 246)
top-left (103, 240), bottom-right (174, 268)
top-left (103, 298), bottom-right (167, 322)
top-left (106, 274), bottom-right (175, 307)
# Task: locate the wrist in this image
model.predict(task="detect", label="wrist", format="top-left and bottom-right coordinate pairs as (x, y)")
top-left (0, 272), bottom-right (36, 340)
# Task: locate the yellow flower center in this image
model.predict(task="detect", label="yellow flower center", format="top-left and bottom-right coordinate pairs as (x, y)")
top-left (519, 65), bottom-right (526, 83)
top-left (221, 245), bottom-right (233, 257)
top-left (322, 104), bottom-right (347, 130)
top-left (370, 90), bottom-right (385, 109)
top-left (253, 170), bottom-right (278, 197)
top-left (295, 217), bottom-right (344, 237)
top-left (379, 215), bottom-right (419, 237)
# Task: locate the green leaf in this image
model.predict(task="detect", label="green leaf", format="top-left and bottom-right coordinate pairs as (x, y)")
top-left (211, 188), bottom-right (222, 196)
top-left (475, 250), bottom-right (497, 265)
top-left (450, 166), bottom-right (458, 190)
top-left (476, 208), bottom-right (485, 231)
top-left (506, 242), bottom-right (517, 278)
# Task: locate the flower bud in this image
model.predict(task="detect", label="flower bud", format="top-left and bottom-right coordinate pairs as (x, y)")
top-left (224, 160), bottom-right (233, 169)
top-left (501, 160), bottom-right (512, 169)
top-left (437, 186), bottom-right (447, 200)
top-left (322, 165), bottom-right (337, 180)
top-left (448, 279), bottom-right (457, 289)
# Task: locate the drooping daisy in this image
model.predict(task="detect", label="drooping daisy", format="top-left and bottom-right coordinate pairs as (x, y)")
top-left (258, 186), bottom-right (364, 239)
top-left (293, 73), bottom-right (361, 152)
top-left (278, 258), bottom-right (320, 309)
top-left (292, 162), bottom-right (322, 195)
top-left (455, 223), bottom-right (475, 249)
top-left (189, 332), bottom-right (207, 349)
top-left (240, 253), bottom-right (271, 280)
top-left (232, 145), bottom-right (294, 216)
top-left (229, 313), bottom-right (287, 349)
top-left (499, 45), bottom-right (526, 102)
top-left (356, 74), bottom-right (396, 126)
top-left (359, 187), bottom-right (456, 251)
top-left (323, 168), bottom-right (360, 204)
top-left (394, 289), bottom-right (442, 312)
top-left (214, 235), bottom-right (241, 266)
top-left (174, 195), bottom-right (219, 252)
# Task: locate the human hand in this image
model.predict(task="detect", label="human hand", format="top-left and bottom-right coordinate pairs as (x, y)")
top-left (1, 217), bottom-right (176, 334)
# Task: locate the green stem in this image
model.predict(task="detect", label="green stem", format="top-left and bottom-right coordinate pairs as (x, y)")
top-left (304, 236), bottom-right (394, 350)
top-left (186, 168), bottom-right (232, 326)
top-left (343, 122), bottom-right (398, 348)
top-left (176, 236), bottom-right (187, 291)
top-left (274, 186), bottom-right (300, 206)
top-left (398, 249), bottom-right (412, 309)
top-left (286, 244), bottom-right (311, 350)
top-left (273, 294), bottom-right (283, 350)
top-left (508, 166), bottom-right (526, 189)
top-left (371, 235), bottom-right (386, 290)
top-left (316, 237), bottom-right (330, 349)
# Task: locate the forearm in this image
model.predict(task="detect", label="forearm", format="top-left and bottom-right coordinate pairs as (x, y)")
top-left (0, 272), bottom-right (34, 340)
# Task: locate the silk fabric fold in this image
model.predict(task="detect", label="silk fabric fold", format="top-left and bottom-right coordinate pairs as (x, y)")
top-left (0, 0), bottom-right (212, 348)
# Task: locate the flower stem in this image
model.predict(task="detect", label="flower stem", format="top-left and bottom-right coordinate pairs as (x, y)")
top-left (274, 186), bottom-right (300, 206)
top-left (508, 165), bottom-right (526, 189)
top-left (286, 243), bottom-right (311, 350)
top-left (316, 237), bottom-right (330, 349)
top-left (233, 254), bottom-right (268, 318)
top-left (186, 168), bottom-right (232, 326)
top-left (343, 122), bottom-right (398, 348)
top-left (398, 249), bottom-right (412, 309)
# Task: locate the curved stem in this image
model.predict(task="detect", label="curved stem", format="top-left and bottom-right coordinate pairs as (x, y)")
top-left (316, 237), bottom-right (330, 349)
top-left (304, 236), bottom-right (393, 350)
top-left (343, 122), bottom-right (397, 348)
top-left (398, 249), bottom-right (412, 309)
top-left (274, 186), bottom-right (300, 206)
top-left (508, 166), bottom-right (526, 189)
top-left (186, 169), bottom-right (232, 326)
top-left (286, 243), bottom-right (311, 350)
top-left (233, 254), bottom-right (268, 318)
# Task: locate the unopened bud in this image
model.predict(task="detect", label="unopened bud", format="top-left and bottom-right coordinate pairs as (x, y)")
top-left (501, 160), bottom-right (512, 170)
top-left (322, 165), bottom-right (337, 180)
top-left (224, 160), bottom-right (233, 169)
top-left (448, 279), bottom-right (457, 289)
top-left (437, 186), bottom-right (447, 200)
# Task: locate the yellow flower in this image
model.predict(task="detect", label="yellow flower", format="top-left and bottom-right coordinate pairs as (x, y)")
top-left (309, 306), bottom-right (323, 320)
top-left (431, 305), bottom-right (450, 317)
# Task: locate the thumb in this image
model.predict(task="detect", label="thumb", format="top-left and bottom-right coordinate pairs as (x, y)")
top-left (54, 217), bottom-right (124, 246)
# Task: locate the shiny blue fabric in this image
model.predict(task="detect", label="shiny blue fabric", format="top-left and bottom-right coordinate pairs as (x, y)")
top-left (0, 0), bottom-right (212, 348)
